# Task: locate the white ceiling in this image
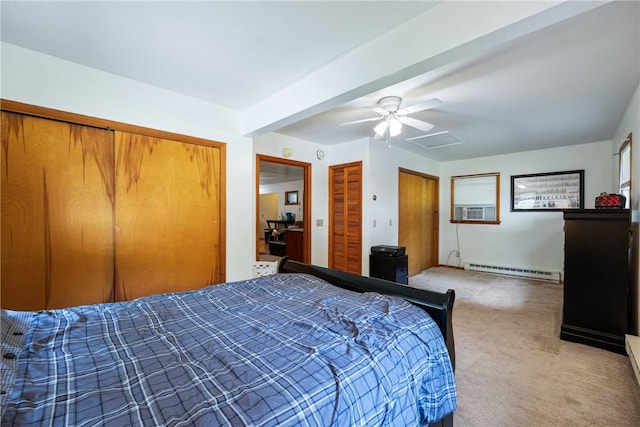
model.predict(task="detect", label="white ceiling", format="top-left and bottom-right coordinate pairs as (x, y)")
top-left (260, 160), bottom-right (304, 186)
top-left (1, 1), bottom-right (639, 163)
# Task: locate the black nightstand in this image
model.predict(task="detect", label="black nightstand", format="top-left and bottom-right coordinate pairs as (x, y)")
top-left (370, 253), bottom-right (408, 285)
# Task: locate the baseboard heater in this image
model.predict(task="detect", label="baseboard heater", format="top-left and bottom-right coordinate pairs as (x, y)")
top-left (464, 262), bottom-right (561, 283)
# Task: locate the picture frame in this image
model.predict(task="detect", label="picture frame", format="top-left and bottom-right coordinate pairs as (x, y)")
top-left (511, 170), bottom-right (584, 211)
top-left (285, 190), bottom-right (299, 205)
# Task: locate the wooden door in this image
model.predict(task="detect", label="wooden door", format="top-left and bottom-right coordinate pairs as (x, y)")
top-left (115, 131), bottom-right (223, 300)
top-left (398, 169), bottom-right (439, 276)
top-left (329, 162), bottom-right (362, 274)
top-left (1, 112), bottom-right (115, 310)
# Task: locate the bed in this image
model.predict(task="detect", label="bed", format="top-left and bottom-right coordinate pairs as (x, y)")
top-left (1, 259), bottom-right (457, 426)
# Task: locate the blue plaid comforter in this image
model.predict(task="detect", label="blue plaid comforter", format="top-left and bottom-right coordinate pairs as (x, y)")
top-left (1, 273), bottom-right (456, 426)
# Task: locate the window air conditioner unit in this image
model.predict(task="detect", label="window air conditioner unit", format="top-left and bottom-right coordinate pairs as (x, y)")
top-left (453, 205), bottom-right (496, 221)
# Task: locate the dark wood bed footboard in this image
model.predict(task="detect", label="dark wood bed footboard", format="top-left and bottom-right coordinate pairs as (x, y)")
top-left (279, 259), bottom-right (456, 427)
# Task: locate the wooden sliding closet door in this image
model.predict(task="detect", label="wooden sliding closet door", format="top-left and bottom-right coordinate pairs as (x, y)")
top-left (329, 161), bottom-right (362, 274)
top-left (115, 132), bottom-right (222, 300)
top-left (1, 112), bottom-right (115, 310)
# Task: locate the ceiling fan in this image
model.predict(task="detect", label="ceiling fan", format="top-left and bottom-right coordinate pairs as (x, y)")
top-left (339, 96), bottom-right (442, 145)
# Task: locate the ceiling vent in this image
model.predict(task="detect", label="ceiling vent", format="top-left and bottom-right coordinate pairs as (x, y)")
top-left (406, 131), bottom-right (465, 150)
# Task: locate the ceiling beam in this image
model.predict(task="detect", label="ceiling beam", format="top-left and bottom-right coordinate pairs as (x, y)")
top-left (241, 0), bottom-right (610, 138)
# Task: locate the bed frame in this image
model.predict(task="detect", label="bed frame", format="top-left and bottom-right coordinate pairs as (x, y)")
top-left (278, 258), bottom-right (456, 427)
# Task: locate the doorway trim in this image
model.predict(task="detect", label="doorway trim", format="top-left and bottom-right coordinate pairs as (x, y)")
top-left (256, 154), bottom-right (311, 263)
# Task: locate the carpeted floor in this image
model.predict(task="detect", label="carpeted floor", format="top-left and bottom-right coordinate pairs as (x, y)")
top-left (409, 267), bottom-right (640, 427)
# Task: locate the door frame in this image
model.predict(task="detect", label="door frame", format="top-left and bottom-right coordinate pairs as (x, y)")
top-left (256, 154), bottom-right (311, 263)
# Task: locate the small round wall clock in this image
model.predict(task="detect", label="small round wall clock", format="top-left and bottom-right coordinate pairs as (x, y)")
top-left (316, 149), bottom-right (325, 160)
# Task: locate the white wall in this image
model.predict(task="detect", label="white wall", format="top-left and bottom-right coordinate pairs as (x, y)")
top-left (613, 83), bottom-right (640, 335)
top-left (1, 43), bottom-right (255, 281)
top-left (439, 141), bottom-right (614, 276)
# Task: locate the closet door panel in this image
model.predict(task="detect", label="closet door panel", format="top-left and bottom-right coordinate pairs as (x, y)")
top-left (115, 132), bottom-right (222, 300)
top-left (345, 165), bottom-right (362, 274)
top-left (329, 162), bottom-right (362, 275)
top-left (399, 170), bottom-right (438, 276)
top-left (399, 172), bottom-right (422, 275)
top-left (329, 167), bottom-right (346, 271)
top-left (1, 112), bottom-right (115, 310)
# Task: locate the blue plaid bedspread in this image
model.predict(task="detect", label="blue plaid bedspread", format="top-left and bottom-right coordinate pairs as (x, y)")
top-left (1, 273), bottom-right (456, 426)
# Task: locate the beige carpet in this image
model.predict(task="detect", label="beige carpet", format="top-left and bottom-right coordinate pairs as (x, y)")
top-left (409, 267), bottom-right (640, 427)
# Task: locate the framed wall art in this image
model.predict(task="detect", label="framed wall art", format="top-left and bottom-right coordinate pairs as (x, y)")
top-left (285, 190), bottom-right (299, 205)
top-left (511, 170), bottom-right (584, 211)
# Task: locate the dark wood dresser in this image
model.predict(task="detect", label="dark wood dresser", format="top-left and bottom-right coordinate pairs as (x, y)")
top-left (285, 229), bottom-right (304, 262)
top-left (561, 209), bottom-right (631, 354)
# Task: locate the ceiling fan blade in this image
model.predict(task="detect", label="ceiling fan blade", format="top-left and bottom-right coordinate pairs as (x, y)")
top-left (398, 116), bottom-right (434, 132)
top-left (398, 98), bottom-right (442, 115)
top-left (339, 116), bottom-right (383, 126)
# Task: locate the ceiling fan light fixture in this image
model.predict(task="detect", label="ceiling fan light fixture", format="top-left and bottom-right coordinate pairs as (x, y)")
top-left (373, 120), bottom-right (388, 137)
top-left (389, 116), bottom-right (402, 136)
top-left (377, 96), bottom-right (402, 112)
top-left (340, 95), bottom-right (441, 142)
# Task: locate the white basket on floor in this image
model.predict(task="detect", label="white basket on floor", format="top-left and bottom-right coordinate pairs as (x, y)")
top-left (252, 261), bottom-right (279, 278)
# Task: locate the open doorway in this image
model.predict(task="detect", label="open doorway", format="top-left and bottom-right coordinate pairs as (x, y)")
top-left (256, 154), bottom-right (311, 263)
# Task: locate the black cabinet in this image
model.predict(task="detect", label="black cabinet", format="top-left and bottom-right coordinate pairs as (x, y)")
top-left (268, 241), bottom-right (286, 257)
top-left (370, 254), bottom-right (408, 285)
top-left (561, 209), bottom-right (630, 354)
top-left (285, 229), bottom-right (304, 262)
